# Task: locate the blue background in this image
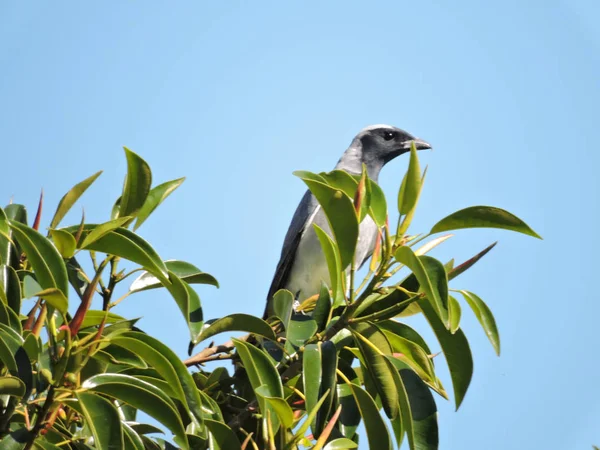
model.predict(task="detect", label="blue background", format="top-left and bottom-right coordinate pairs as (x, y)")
top-left (1, 1), bottom-right (598, 448)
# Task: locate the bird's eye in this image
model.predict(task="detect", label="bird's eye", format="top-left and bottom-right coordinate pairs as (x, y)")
top-left (383, 131), bottom-right (396, 141)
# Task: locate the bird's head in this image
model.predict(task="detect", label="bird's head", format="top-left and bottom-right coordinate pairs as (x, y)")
top-left (356, 124), bottom-right (432, 166)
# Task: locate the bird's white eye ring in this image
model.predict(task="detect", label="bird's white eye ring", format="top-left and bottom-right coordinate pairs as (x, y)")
top-left (383, 131), bottom-right (396, 141)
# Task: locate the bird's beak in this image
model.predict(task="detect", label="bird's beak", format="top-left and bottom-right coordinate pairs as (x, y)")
top-left (403, 138), bottom-right (432, 151)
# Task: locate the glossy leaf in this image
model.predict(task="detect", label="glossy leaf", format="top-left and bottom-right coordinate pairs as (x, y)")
top-left (8, 220), bottom-right (69, 297)
top-left (420, 299), bottom-right (473, 410)
top-left (347, 383), bottom-right (393, 450)
top-left (81, 227), bottom-right (168, 279)
top-left (0, 376), bottom-right (25, 397)
top-left (321, 170), bottom-right (387, 226)
top-left (401, 368), bottom-right (439, 450)
top-left (430, 206), bottom-right (542, 238)
top-left (383, 331), bottom-right (436, 386)
top-left (205, 419), bottom-right (242, 450)
top-left (80, 311), bottom-right (126, 329)
top-left (196, 313), bottom-right (275, 344)
top-left (272, 289), bottom-right (294, 330)
top-left (286, 316), bottom-right (318, 350)
top-left (82, 373), bottom-right (189, 449)
top-left (118, 147), bottom-right (152, 218)
top-left (395, 247), bottom-right (449, 326)
top-left (303, 343), bottom-right (322, 435)
top-left (50, 170), bottom-right (102, 229)
top-left (377, 321), bottom-right (432, 355)
top-left (397, 144), bottom-right (421, 215)
top-left (448, 295), bottom-right (462, 334)
top-left (460, 290), bottom-right (500, 355)
top-left (297, 175), bottom-right (359, 269)
top-left (0, 265), bottom-right (21, 315)
top-left (134, 178), bottom-right (185, 231)
top-left (113, 331), bottom-right (205, 424)
top-left (49, 229), bottom-right (77, 258)
top-left (313, 224), bottom-right (345, 308)
top-left (313, 282), bottom-right (332, 331)
top-left (130, 260), bottom-right (219, 293)
top-left (34, 288), bottom-right (68, 314)
top-left (79, 217), bottom-right (131, 249)
top-left (323, 438), bottom-right (358, 450)
top-left (350, 322), bottom-right (398, 419)
top-left (233, 338), bottom-right (283, 398)
top-left (233, 338), bottom-right (284, 433)
top-left (256, 386), bottom-right (294, 428)
top-left (122, 423), bottom-right (145, 450)
top-left (74, 392), bottom-right (123, 450)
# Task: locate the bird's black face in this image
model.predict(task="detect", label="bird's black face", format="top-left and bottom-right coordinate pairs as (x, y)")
top-left (360, 125), bottom-right (432, 165)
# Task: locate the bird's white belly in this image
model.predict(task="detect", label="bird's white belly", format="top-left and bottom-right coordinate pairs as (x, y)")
top-left (286, 226), bottom-right (330, 300)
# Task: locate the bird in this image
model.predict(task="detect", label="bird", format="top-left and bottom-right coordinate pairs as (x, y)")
top-left (264, 124), bottom-right (431, 319)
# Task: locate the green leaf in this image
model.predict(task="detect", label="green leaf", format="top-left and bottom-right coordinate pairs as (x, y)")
top-left (113, 331), bottom-right (205, 425)
top-left (395, 247), bottom-right (448, 327)
top-left (303, 341), bottom-right (337, 437)
top-left (82, 373), bottom-right (189, 450)
top-left (350, 322), bottom-right (398, 419)
top-left (0, 376), bottom-right (25, 397)
top-left (272, 289), bottom-right (294, 330)
top-left (313, 224), bottom-right (345, 308)
top-left (383, 331), bottom-right (436, 387)
top-left (323, 438), bottom-right (358, 450)
top-left (368, 180), bottom-right (387, 227)
top-left (377, 321), bottom-right (431, 354)
top-left (382, 357), bottom-right (414, 450)
top-left (256, 386), bottom-right (294, 428)
top-left (347, 383), bottom-right (392, 450)
top-left (233, 338), bottom-right (283, 431)
top-left (430, 206), bottom-right (541, 239)
top-left (50, 170), bottom-right (102, 229)
top-left (78, 227), bottom-right (168, 279)
top-left (204, 419), bottom-right (242, 450)
top-left (196, 314), bottom-right (276, 344)
top-left (122, 423), bottom-right (145, 450)
top-left (48, 229), bottom-right (77, 259)
top-left (313, 282), bottom-right (332, 332)
top-left (79, 217), bottom-right (131, 249)
top-left (420, 299), bottom-right (473, 410)
top-left (296, 175), bottom-right (359, 269)
top-left (401, 368), bottom-right (439, 450)
top-left (118, 147), bottom-right (152, 218)
top-left (134, 178), bottom-right (185, 231)
top-left (397, 144), bottom-right (421, 215)
top-left (337, 378), bottom-right (361, 440)
top-left (7, 221), bottom-right (69, 298)
top-left (80, 311), bottom-right (126, 329)
top-left (303, 343), bottom-right (322, 435)
top-left (286, 317), bottom-right (318, 350)
top-left (448, 295), bottom-right (462, 334)
top-left (460, 291), bottom-right (500, 355)
top-left (0, 265), bottom-right (21, 315)
top-left (73, 392), bottom-right (123, 450)
top-left (130, 260), bottom-right (219, 293)
top-left (233, 338), bottom-right (283, 398)
top-left (34, 288), bottom-right (68, 314)
top-left (0, 428), bottom-right (32, 449)
top-left (320, 170), bottom-right (387, 227)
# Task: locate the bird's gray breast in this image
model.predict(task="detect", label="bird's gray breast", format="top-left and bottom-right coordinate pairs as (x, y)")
top-left (285, 207), bottom-right (378, 301)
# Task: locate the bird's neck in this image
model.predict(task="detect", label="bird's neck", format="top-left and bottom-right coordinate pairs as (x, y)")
top-left (334, 142), bottom-right (384, 182)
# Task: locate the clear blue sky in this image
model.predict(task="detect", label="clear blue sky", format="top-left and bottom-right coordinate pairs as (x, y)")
top-left (1, 1), bottom-right (599, 448)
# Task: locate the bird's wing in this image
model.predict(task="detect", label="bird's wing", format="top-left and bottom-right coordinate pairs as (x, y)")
top-left (264, 190), bottom-right (320, 317)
